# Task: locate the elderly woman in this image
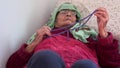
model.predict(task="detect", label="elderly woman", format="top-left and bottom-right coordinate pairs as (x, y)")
top-left (6, 2), bottom-right (120, 68)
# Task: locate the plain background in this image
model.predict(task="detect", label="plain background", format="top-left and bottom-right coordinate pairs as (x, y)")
top-left (0, 0), bottom-right (58, 68)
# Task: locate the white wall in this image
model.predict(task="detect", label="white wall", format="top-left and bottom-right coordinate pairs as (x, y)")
top-left (0, 0), bottom-right (58, 68)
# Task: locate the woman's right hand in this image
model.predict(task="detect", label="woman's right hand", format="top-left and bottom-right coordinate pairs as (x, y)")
top-left (26, 26), bottom-right (51, 53)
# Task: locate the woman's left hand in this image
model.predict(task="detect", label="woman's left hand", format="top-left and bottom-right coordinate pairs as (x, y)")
top-left (94, 7), bottom-right (109, 38)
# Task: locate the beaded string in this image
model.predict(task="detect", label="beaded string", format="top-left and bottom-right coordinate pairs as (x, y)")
top-left (48, 10), bottom-right (97, 38)
top-left (71, 10), bottom-right (97, 30)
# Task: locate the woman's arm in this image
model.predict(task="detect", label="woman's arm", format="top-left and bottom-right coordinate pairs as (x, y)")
top-left (94, 8), bottom-right (120, 67)
top-left (6, 44), bottom-right (33, 68)
top-left (96, 32), bottom-right (120, 68)
top-left (6, 32), bottom-right (44, 68)
top-left (6, 26), bottom-right (52, 68)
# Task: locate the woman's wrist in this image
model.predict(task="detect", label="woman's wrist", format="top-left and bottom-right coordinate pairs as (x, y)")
top-left (99, 29), bottom-right (108, 38)
top-left (25, 43), bottom-right (37, 53)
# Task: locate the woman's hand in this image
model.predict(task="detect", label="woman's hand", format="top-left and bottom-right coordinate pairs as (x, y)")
top-left (94, 7), bottom-right (109, 38)
top-left (26, 26), bottom-right (51, 53)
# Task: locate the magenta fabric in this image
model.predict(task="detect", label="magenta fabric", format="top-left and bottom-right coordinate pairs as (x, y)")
top-left (6, 31), bottom-right (120, 68)
top-left (34, 35), bottom-right (99, 68)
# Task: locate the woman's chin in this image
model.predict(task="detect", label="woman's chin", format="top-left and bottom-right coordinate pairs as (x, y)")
top-left (66, 22), bottom-right (75, 25)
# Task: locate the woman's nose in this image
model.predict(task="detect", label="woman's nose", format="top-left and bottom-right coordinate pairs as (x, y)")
top-left (66, 12), bottom-right (72, 16)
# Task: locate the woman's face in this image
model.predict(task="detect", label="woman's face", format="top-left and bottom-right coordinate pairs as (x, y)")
top-left (55, 9), bottom-right (77, 27)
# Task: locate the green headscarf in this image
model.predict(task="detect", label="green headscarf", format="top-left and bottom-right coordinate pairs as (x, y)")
top-left (46, 2), bottom-right (81, 28)
top-left (46, 2), bottom-right (97, 43)
top-left (26, 2), bottom-right (97, 44)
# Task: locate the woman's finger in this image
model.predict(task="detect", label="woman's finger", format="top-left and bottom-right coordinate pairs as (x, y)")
top-left (46, 26), bottom-right (51, 31)
top-left (94, 13), bottom-right (105, 21)
top-left (94, 11), bottom-right (108, 18)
